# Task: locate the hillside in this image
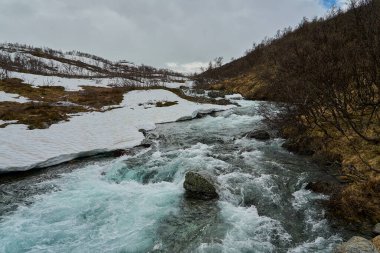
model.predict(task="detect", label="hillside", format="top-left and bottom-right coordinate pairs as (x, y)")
top-left (0, 43), bottom-right (185, 86)
top-left (0, 43), bottom-right (234, 130)
top-left (199, 0), bottom-right (380, 227)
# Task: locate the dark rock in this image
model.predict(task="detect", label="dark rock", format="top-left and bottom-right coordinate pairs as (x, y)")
top-left (305, 181), bottom-right (336, 195)
top-left (335, 236), bottom-right (378, 253)
top-left (282, 139), bottom-right (315, 155)
top-left (138, 129), bottom-right (148, 136)
top-left (208, 91), bottom-right (224, 98)
top-left (183, 171), bottom-right (219, 200)
top-left (373, 223), bottom-right (380, 235)
top-left (139, 139), bottom-right (152, 148)
top-left (246, 130), bottom-right (270, 140)
top-left (112, 149), bottom-right (131, 157)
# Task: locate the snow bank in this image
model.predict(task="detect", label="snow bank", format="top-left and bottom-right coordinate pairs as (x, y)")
top-left (6, 71), bottom-right (190, 91)
top-left (0, 91), bottom-right (30, 103)
top-left (0, 89), bottom-right (234, 172)
top-left (6, 72), bottom-right (122, 91)
top-left (163, 80), bottom-right (193, 89)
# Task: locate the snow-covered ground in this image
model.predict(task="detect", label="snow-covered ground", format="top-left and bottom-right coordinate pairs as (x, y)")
top-left (6, 71), bottom-right (121, 91)
top-left (6, 71), bottom-right (191, 91)
top-left (0, 91), bottom-right (30, 103)
top-left (0, 89), bottom-right (234, 172)
top-left (163, 80), bottom-right (193, 89)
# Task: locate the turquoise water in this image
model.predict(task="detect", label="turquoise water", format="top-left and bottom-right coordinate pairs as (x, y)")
top-left (0, 102), bottom-right (348, 252)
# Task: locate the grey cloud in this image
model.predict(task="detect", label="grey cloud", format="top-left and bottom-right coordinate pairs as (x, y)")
top-left (0, 0), bottom-right (330, 71)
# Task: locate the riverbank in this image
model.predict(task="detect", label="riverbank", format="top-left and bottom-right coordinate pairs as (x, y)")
top-left (0, 87), bottom-right (234, 173)
top-left (0, 99), bottom-right (354, 252)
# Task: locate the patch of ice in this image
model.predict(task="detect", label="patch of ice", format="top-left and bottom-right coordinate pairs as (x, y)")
top-left (0, 91), bottom-right (30, 103)
top-left (225, 93), bottom-right (243, 100)
top-left (164, 80), bottom-right (193, 89)
top-left (6, 71), bottom-right (130, 91)
top-left (0, 120), bottom-right (18, 125)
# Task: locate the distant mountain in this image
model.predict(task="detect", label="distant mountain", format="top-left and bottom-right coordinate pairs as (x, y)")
top-left (0, 43), bottom-right (185, 84)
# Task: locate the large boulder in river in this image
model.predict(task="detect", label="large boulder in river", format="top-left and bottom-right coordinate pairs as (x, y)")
top-left (246, 130), bottom-right (270, 140)
top-left (335, 236), bottom-right (379, 253)
top-left (183, 171), bottom-right (218, 200)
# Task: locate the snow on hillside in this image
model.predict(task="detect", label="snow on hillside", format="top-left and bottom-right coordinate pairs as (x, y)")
top-left (5, 71), bottom-right (192, 91)
top-left (0, 91), bottom-right (30, 103)
top-left (6, 71), bottom-right (122, 91)
top-left (0, 89), bottom-right (234, 172)
top-left (0, 43), bottom-right (186, 83)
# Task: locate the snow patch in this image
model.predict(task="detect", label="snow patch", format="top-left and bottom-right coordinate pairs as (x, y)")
top-left (0, 91), bottom-right (30, 103)
top-left (0, 89), bottom-right (234, 172)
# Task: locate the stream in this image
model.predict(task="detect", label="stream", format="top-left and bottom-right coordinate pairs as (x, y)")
top-left (0, 99), bottom-right (353, 252)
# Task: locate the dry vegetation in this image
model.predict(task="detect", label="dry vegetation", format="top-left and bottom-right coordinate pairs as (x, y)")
top-left (0, 78), bottom-right (231, 129)
top-left (198, 0), bottom-right (380, 226)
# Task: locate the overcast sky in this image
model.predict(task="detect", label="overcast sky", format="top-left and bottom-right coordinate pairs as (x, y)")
top-left (0, 0), bottom-right (342, 72)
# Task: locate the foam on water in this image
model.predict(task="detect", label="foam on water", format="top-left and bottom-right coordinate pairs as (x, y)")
top-left (0, 103), bottom-right (349, 252)
top-left (287, 235), bottom-right (342, 253)
top-left (197, 202), bottom-right (291, 253)
top-left (0, 159), bottom-right (183, 253)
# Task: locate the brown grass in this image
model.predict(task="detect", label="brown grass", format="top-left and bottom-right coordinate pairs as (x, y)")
top-left (209, 69), bottom-right (273, 100)
top-left (283, 120), bottom-right (380, 225)
top-left (0, 102), bottom-right (87, 129)
top-left (0, 78), bottom-right (125, 109)
top-left (329, 175), bottom-right (380, 224)
top-left (0, 78), bottom-right (232, 129)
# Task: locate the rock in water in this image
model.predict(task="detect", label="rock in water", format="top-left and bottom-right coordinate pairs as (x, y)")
top-left (374, 223), bottom-right (380, 235)
top-left (183, 171), bottom-right (218, 200)
top-left (305, 181), bottom-right (335, 195)
top-left (246, 130), bottom-right (270, 140)
top-left (335, 236), bottom-right (379, 253)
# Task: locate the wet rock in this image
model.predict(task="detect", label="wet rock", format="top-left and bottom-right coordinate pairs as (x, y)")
top-left (138, 129), bottom-right (148, 136)
top-left (305, 181), bottom-right (336, 195)
top-left (372, 236), bottom-right (380, 251)
top-left (112, 149), bottom-right (135, 157)
top-left (207, 90), bottom-right (225, 98)
top-left (374, 224), bottom-right (380, 235)
top-left (335, 236), bottom-right (378, 253)
top-left (139, 139), bottom-right (153, 148)
top-left (245, 130), bottom-right (270, 140)
top-left (183, 171), bottom-right (218, 200)
top-left (194, 89), bottom-right (206, 94)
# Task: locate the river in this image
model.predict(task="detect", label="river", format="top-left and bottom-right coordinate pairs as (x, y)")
top-left (0, 99), bottom-right (352, 252)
